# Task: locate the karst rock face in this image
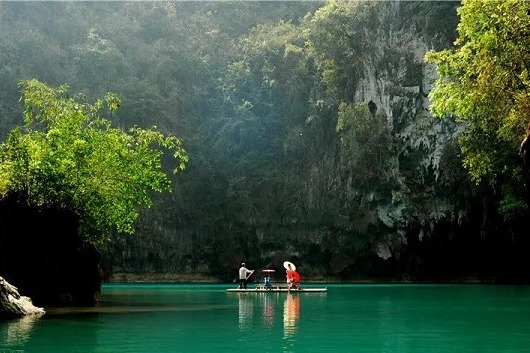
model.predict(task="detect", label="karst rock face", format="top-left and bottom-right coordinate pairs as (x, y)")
top-left (0, 193), bottom-right (102, 308)
top-left (110, 2), bottom-right (467, 280)
top-left (351, 5), bottom-right (463, 263)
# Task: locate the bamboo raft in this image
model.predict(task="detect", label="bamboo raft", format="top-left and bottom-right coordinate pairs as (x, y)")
top-left (226, 284), bottom-right (327, 293)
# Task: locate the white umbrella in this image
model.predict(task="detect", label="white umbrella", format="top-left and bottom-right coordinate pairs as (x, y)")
top-left (283, 261), bottom-right (296, 271)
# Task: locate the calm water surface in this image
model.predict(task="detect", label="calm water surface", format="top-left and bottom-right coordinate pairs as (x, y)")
top-left (2, 284), bottom-right (530, 352)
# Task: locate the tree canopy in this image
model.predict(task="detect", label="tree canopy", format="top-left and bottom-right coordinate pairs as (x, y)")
top-left (426, 0), bottom-right (530, 184)
top-left (0, 79), bottom-right (188, 246)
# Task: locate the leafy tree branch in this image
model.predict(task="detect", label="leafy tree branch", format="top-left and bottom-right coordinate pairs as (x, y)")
top-left (0, 79), bottom-right (188, 246)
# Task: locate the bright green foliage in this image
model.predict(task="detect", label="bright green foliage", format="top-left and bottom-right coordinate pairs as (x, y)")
top-left (307, 1), bottom-right (376, 104)
top-left (499, 192), bottom-right (529, 223)
top-left (426, 0), bottom-right (530, 183)
top-left (0, 79), bottom-right (188, 246)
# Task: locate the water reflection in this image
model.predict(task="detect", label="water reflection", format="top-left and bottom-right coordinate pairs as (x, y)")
top-left (236, 292), bottom-right (302, 339)
top-left (283, 294), bottom-right (300, 339)
top-left (262, 294), bottom-right (275, 329)
top-left (238, 294), bottom-right (254, 332)
top-left (0, 315), bottom-right (41, 348)
top-left (238, 293), bottom-right (278, 331)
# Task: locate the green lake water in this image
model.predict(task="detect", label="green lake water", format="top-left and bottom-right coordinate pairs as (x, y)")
top-left (2, 284), bottom-right (530, 352)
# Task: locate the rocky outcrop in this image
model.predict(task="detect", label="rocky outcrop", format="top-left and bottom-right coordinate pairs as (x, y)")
top-left (0, 276), bottom-right (44, 320)
top-left (346, 2), bottom-right (461, 259)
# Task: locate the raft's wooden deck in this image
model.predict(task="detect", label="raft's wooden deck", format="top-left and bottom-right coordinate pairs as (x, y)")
top-left (226, 286), bottom-right (327, 293)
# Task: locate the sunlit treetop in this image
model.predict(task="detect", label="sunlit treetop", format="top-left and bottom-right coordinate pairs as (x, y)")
top-left (0, 79), bottom-right (188, 246)
top-left (425, 0), bottom-right (530, 183)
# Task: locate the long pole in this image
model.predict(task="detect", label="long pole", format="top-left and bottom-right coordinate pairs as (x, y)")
top-left (245, 270), bottom-right (254, 280)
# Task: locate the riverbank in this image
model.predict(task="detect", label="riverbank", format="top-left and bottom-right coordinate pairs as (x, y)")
top-left (106, 272), bottom-right (220, 283)
top-left (105, 272), bottom-right (353, 283)
top-left (104, 272), bottom-right (490, 284)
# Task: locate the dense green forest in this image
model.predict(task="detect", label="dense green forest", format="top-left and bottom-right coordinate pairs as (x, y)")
top-left (1, 0), bottom-right (530, 286)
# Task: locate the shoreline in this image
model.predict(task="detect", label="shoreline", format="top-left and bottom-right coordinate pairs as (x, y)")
top-left (104, 272), bottom-right (496, 284)
top-left (105, 273), bottom-right (220, 283)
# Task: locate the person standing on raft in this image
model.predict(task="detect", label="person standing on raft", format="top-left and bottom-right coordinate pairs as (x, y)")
top-left (238, 263), bottom-right (254, 289)
top-left (286, 270), bottom-right (300, 289)
top-left (284, 261), bottom-right (301, 290)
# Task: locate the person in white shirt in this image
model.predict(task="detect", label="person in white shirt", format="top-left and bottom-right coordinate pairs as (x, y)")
top-left (238, 263), bottom-right (253, 289)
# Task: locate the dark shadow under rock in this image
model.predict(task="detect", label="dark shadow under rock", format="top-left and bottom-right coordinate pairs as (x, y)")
top-left (0, 192), bottom-right (102, 307)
